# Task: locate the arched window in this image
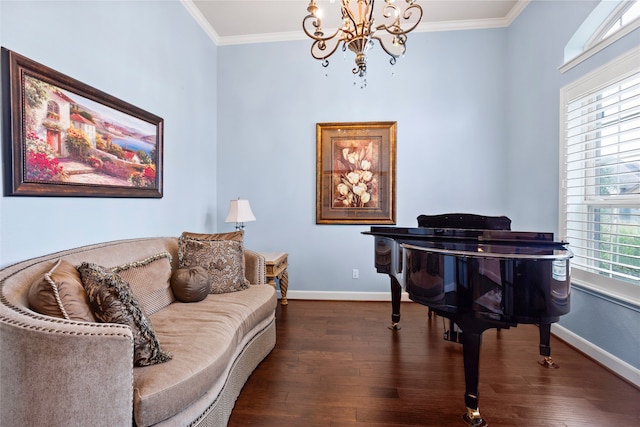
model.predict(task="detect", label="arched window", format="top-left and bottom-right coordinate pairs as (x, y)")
top-left (47, 100), bottom-right (60, 120)
top-left (587, 1), bottom-right (640, 48)
top-left (562, 1), bottom-right (640, 73)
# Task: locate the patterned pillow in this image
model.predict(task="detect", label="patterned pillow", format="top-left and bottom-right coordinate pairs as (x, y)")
top-left (178, 232), bottom-right (250, 294)
top-left (28, 259), bottom-right (96, 322)
top-left (110, 253), bottom-right (175, 316)
top-left (77, 262), bottom-right (172, 367)
top-left (171, 266), bottom-right (210, 302)
top-left (181, 230), bottom-right (243, 242)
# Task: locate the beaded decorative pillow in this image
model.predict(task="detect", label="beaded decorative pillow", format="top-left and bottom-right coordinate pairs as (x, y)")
top-left (78, 262), bottom-right (172, 367)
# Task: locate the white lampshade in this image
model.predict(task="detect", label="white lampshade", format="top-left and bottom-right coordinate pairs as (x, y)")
top-left (225, 199), bottom-right (256, 230)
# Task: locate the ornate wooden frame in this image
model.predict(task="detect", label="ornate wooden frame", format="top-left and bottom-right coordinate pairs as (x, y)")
top-left (1, 47), bottom-right (163, 197)
top-left (316, 121), bottom-right (396, 224)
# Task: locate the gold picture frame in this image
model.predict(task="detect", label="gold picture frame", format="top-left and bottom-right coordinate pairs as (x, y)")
top-left (316, 121), bottom-right (396, 224)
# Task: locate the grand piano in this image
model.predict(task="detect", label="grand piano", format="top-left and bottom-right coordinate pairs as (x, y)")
top-left (363, 213), bottom-right (572, 427)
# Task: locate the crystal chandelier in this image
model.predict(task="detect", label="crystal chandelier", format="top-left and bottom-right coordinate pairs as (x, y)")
top-left (303, 0), bottom-right (423, 84)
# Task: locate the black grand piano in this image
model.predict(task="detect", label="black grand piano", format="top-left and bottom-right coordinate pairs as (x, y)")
top-left (363, 213), bottom-right (572, 427)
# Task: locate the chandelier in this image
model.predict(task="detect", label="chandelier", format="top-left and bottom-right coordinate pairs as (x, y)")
top-left (303, 0), bottom-right (423, 84)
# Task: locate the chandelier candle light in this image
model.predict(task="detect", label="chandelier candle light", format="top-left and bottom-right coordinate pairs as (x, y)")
top-left (303, 0), bottom-right (423, 86)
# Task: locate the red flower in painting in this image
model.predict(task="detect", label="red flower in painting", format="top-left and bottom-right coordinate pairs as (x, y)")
top-left (143, 165), bottom-right (156, 180)
top-left (26, 151), bottom-right (64, 181)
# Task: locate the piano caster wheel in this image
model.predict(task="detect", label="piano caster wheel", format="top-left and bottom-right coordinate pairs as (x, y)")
top-left (463, 408), bottom-right (488, 427)
top-left (388, 322), bottom-right (401, 331)
top-left (538, 356), bottom-right (559, 369)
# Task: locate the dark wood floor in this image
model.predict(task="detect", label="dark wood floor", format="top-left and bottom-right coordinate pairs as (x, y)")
top-left (228, 301), bottom-right (639, 427)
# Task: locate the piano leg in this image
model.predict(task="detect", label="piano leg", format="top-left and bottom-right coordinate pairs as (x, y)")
top-left (389, 276), bottom-right (402, 330)
top-left (538, 323), bottom-right (559, 369)
top-left (462, 331), bottom-right (488, 427)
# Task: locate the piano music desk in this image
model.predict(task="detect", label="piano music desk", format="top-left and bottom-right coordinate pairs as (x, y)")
top-left (260, 252), bottom-right (289, 305)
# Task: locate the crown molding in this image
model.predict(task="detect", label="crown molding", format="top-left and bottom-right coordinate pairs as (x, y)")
top-left (182, 0), bottom-right (531, 47)
top-left (180, 0), bottom-right (220, 45)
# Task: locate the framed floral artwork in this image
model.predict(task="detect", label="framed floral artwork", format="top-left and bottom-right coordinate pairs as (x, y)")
top-left (1, 47), bottom-right (163, 197)
top-left (316, 121), bottom-right (396, 224)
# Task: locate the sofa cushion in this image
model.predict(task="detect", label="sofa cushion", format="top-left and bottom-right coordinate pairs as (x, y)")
top-left (171, 266), bottom-right (209, 303)
top-left (178, 232), bottom-right (250, 294)
top-left (110, 252), bottom-right (175, 315)
top-left (132, 284), bottom-right (277, 427)
top-left (27, 259), bottom-right (96, 322)
top-left (77, 262), bottom-right (172, 367)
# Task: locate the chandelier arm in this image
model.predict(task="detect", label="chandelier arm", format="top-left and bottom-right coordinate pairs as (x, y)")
top-left (365, 0), bottom-right (375, 36)
top-left (340, 4), bottom-right (359, 39)
top-left (309, 38), bottom-right (344, 63)
top-left (302, 14), bottom-right (343, 42)
top-left (376, 3), bottom-right (423, 35)
top-left (372, 35), bottom-right (406, 61)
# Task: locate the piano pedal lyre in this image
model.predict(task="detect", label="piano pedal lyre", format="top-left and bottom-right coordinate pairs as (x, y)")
top-left (463, 407), bottom-right (488, 427)
top-left (538, 356), bottom-right (559, 369)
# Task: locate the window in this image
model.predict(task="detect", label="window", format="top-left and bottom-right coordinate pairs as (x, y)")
top-left (598, 0), bottom-right (640, 42)
top-left (561, 1), bottom-right (640, 73)
top-left (560, 47), bottom-right (640, 303)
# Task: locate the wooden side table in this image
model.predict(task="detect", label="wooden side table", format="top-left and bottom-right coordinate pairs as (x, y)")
top-left (260, 252), bottom-right (288, 305)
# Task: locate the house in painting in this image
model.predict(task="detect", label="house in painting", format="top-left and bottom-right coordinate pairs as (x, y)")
top-left (70, 112), bottom-right (97, 148)
top-left (39, 89), bottom-right (73, 156)
top-left (123, 150), bottom-right (141, 164)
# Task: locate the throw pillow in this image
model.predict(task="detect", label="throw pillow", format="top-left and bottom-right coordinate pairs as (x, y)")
top-left (110, 252), bottom-right (175, 316)
top-left (178, 232), bottom-right (250, 294)
top-left (181, 230), bottom-right (244, 242)
top-left (27, 259), bottom-right (96, 322)
top-left (170, 266), bottom-right (210, 303)
top-left (77, 262), bottom-right (172, 367)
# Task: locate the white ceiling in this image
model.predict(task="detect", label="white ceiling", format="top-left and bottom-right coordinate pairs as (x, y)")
top-left (182, 0), bottom-right (530, 45)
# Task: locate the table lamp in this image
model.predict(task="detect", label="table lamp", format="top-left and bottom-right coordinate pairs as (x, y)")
top-left (225, 198), bottom-right (256, 231)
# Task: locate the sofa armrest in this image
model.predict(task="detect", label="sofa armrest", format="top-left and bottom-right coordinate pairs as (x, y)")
top-left (244, 248), bottom-right (266, 285)
top-left (0, 313), bottom-right (134, 427)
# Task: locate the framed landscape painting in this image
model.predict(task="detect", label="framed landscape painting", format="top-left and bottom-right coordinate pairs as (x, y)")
top-left (1, 47), bottom-right (163, 197)
top-left (316, 121), bottom-right (396, 224)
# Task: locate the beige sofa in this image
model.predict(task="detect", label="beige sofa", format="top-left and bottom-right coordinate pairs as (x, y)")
top-left (0, 237), bottom-right (277, 427)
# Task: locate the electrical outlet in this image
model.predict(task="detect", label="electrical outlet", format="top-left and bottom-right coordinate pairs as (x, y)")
top-left (352, 269), bottom-right (359, 279)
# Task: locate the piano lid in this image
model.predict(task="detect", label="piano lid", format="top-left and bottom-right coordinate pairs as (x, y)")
top-left (363, 226), bottom-right (571, 259)
top-left (364, 226), bottom-right (557, 244)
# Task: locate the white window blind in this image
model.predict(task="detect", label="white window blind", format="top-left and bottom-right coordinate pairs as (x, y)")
top-left (561, 48), bottom-right (640, 298)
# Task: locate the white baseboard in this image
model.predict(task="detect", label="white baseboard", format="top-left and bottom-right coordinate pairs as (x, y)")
top-left (276, 292), bottom-right (639, 388)
top-left (551, 324), bottom-right (639, 387)
top-left (278, 290), bottom-right (413, 302)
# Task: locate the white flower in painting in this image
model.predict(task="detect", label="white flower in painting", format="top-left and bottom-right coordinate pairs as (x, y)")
top-left (347, 151), bottom-right (359, 165)
top-left (361, 171), bottom-right (373, 182)
top-left (337, 183), bottom-right (349, 196)
top-left (361, 192), bottom-right (371, 204)
top-left (352, 183), bottom-right (367, 196)
top-left (346, 172), bottom-right (360, 185)
top-left (361, 159), bottom-right (371, 170)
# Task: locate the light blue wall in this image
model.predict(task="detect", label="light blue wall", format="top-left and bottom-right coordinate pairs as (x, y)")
top-left (506, 0), bottom-right (640, 368)
top-left (0, 1), bottom-right (218, 267)
top-left (216, 0), bottom-right (640, 369)
top-left (1, 0), bottom-right (637, 370)
top-left (217, 29), bottom-right (508, 293)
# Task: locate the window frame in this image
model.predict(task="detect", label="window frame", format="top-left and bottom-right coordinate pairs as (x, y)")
top-left (560, 0), bottom-right (640, 73)
top-left (559, 46), bottom-right (640, 305)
